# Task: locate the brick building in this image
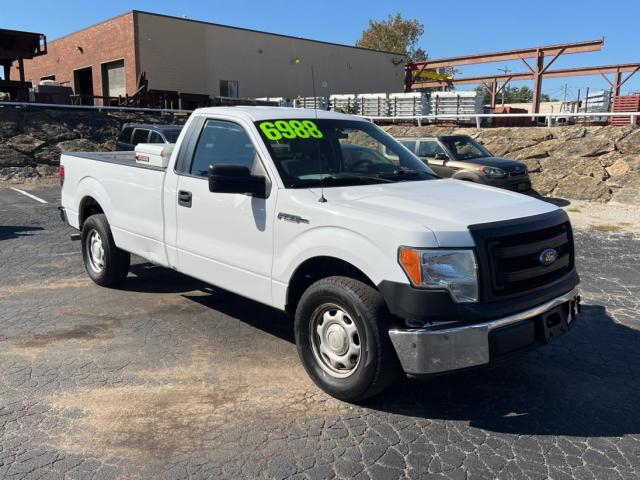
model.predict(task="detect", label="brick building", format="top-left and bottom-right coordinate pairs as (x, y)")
top-left (14, 11), bottom-right (405, 104)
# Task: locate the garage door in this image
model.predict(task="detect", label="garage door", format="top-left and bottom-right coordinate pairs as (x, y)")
top-left (102, 60), bottom-right (126, 97)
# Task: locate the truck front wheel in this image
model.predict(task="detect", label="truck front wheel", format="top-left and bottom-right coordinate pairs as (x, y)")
top-left (81, 214), bottom-right (130, 287)
top-left (295, 276), bottom-right (399, 402)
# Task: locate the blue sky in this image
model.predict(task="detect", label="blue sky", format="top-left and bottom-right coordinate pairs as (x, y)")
top-left (4, 0), bottom-right (640, 98)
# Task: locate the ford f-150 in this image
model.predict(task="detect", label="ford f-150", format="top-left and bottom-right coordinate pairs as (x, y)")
top-left (59, 107), bottom-right (580, 401)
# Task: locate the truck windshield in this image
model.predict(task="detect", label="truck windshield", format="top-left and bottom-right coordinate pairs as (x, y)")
top-left (440, 135), bottom-right (492, 160)
top-left (255, 119), bottom-right (438, 188)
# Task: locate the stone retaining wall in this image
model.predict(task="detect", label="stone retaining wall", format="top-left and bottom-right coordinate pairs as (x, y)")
top-left (0, 107), bottom-right (186, 181)
top-left (1, 106), bottom-right (639, 205)
top-left (384, 125), bottom-right (640, 205)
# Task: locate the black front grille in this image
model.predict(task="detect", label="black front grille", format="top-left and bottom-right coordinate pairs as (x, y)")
top-left (509, 171), bottom-right (527, 178)
top-left (470, 211), bottom-right (575, 301)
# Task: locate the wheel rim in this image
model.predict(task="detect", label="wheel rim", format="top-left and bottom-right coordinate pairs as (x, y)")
top-left (310, 304), bottom-right (362, 378)
top-left (86, 230), bottom-right (105, 273)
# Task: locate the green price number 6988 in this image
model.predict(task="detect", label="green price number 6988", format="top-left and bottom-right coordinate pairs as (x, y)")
top-left (259, 120), bottom-right (324, 141)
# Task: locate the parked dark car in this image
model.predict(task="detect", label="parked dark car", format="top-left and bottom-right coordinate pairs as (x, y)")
top-left (396, 135), bottom-right (531, 192)
top-left (115, 124), bottom-right (183, 151)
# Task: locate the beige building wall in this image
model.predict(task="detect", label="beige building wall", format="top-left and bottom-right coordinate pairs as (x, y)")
top-left (135, 12), bottom-right (405, 99)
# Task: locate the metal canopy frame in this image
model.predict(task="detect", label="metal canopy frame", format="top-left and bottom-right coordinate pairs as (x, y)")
top-left (410, 62), bottom-right (640, 110)
top-left (405, 38), bottom-right (606, 113)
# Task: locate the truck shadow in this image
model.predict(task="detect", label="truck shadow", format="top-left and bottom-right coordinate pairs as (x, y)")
top-left (0, 225), bottom-right (44, 241)
top-left (121, 264), bottom-right (639, 437)
top-left (190, 285), bottom-right (640, 438)
top-left (116, 262), bottom-right (206, 294)
top-left (365, 304), bottom-right (640, 438)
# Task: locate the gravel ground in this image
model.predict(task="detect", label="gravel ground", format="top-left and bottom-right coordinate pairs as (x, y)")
top-left (1, 185), bottom-right (639, 479)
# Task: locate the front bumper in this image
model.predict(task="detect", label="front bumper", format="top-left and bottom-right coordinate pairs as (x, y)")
top-left (486, 176), bottom-right (531, 192)
top-left (388, 287), bottom-right (580, 376)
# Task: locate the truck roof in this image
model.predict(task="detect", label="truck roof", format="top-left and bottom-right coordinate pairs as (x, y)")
top-left (192, 106), bottom-right (367, 122)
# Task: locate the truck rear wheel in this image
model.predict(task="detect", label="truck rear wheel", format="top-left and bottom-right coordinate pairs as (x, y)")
top-left (81, 214), bottom-right (130, 287)
top-left (294, 276), bottom-right (399, 402)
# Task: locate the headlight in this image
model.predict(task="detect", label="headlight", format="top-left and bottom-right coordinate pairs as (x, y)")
top-left (398, 248), bottom-right (479, 303)
top-left (478, 166), bottom-right (506, 178)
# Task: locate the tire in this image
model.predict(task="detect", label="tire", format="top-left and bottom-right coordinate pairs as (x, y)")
top-left (295, 276), bottom-right (400, 402)
top-left (81, 213), bottom-right (130, 287)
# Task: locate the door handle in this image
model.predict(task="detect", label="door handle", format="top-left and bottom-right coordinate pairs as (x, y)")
top-left (178, 190), bottom-right (192, 208)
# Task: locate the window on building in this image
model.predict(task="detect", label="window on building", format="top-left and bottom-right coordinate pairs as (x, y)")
top-left (220, 80), bottom-right (239, 98)
top-left (101, 59), bottom-right (126, 98)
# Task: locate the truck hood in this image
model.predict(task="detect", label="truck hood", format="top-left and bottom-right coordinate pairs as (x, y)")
top-left (314, 179), bottom-right (558, 246)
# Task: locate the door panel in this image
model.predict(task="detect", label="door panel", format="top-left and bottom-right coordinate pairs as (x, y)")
top-left (175, 118), bottom-right (275, 306)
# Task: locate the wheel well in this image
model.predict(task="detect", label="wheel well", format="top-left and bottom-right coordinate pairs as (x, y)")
top-left (285, 256), bottom-right (376, 315)
top-left (79, 196), bottom-right (104, 228)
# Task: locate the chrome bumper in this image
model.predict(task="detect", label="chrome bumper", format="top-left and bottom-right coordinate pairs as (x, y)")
top-left (389, 288), bottom-right (580, 375)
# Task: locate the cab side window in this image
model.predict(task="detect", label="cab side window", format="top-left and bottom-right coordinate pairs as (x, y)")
top-left (399, 140), bottom-right (417, 153)
top-left (418, 141), bottom-right (445, 158)
top-left (149, 131), bottom-right (164, 143)
top-left (190, 119), bottom-right (257, 177)
top-left (131, 129), bottom-right (150, 146)
top-left (118, 127), bottom-right (134, 144)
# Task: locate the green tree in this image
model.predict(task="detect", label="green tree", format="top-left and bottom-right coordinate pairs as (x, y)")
top-left (356, 13), bottom-right (427, 61)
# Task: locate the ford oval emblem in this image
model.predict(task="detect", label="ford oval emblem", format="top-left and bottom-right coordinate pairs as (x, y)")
top-left (539, 248), bottom-right (558, 266)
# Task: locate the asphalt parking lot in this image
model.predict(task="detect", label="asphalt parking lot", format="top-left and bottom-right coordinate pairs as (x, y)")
top-left (1, 184), bottom-right (639, 480)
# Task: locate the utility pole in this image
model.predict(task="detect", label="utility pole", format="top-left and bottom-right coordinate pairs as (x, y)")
top-left (497, 66), bottom-right (511, 105)
top-left (561, 83), bottom-right (570, 113)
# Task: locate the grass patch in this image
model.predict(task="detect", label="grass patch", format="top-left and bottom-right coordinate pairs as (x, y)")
top-left (567, 207), bottom-right (582, 213)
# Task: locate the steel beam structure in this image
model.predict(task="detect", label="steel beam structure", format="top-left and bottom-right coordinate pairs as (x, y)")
top-left (410, 62), bottom-right (640, 110)
top-left (405, 38), bottom-right (605, 113)
top-left (407, 38), bottom-right (603, 70)
top-left (410, 62), bottom-right (640, 87)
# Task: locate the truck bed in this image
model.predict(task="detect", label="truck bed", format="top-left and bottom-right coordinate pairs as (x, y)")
top-left (64, 151), bottom-right (166, 171)
top-left (61, 150), bottom-right (169, 266)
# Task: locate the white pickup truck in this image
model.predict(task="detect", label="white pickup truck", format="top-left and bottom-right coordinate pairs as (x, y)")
top-left (60, 107), bottom-right (580, 401)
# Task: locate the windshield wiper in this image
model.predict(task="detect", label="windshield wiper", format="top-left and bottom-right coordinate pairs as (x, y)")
top-left (289, 174), bottom-right (393, 188)
top-left (378, 167), bottom-right (439, 180)
top-left (322, 174), bottom-right (394, 185)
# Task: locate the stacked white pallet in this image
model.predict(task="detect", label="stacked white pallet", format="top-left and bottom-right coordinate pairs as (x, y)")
top-left (329, 94), bottom-right (359, 113)
top-left (294, 96), bottom-right (328, 110)
top-left (254, 97), bottom-right (294, 107)
top-left (430, 91), bottom-right (483, 122)
top-left (358, 93), bottom-right (389, 117)
top-left (388, 92), bottom-right (430, 117)
top-left (582, 90), bottom-right (611, 122)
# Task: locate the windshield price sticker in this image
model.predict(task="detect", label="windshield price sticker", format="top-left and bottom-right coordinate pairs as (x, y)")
top-left (259, 120), bottom-right (324, 140)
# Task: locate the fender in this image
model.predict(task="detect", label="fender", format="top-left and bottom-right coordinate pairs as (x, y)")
top-left (76, 176), bottom-right (115, 227)
top-left (271, 225), bottom-right (409, 310)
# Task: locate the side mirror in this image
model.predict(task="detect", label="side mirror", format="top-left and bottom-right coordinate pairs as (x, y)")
top-left (208, 164), bottom-right (267, 198)
top-left (434, 153), bottom-right (448, 161)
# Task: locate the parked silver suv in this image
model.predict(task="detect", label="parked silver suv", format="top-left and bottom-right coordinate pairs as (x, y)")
top-left (396, 135), bottom-right (531, 192)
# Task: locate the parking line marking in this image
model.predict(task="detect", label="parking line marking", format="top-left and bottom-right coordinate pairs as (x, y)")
top-left (10, 187), bottom-right (48, 204)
